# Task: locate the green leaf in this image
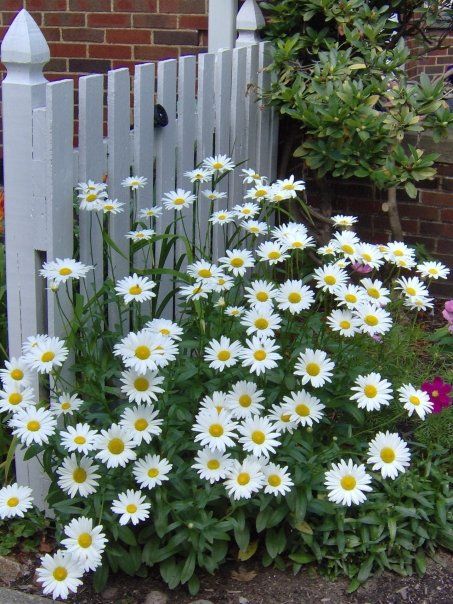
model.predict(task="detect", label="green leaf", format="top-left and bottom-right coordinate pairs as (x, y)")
top-left (289, 552), bottom-right (315, 564)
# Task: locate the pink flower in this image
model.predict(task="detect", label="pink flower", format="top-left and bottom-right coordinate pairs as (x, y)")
top-left (352, 262), bottom-right (373, 274)
top-left (421, 377), bottom-right (452, 414)
top-left (444, 300), bottom-right (453, 314)
top-left (442, 300), bottom-right (453, 325)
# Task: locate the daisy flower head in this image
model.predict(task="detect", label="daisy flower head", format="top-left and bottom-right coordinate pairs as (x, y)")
top-left (122, 175), bottom-right (148, 190)
top-left (23, 335), bottom-right (68, 374)
top-left (212, 274), bottom-right (235, 292)
top-left (184, 167), bottom-right (213, 183)
top-left (360, 278), bottom-right (391, 307)
top-left (282, 390), bottom-right (325, 426)
top-left (267, 403), bottom-right (297, 433)
top-left (256, 241), bottom-right (290, 265)
top-left (233, 202), bottom-right (260, 219)
top-left (202, 189), bottom-right (227, 202)
top-left (192, 408), bottom-right (238, 452)
top-left (204, 336), bottom-right (242, 372)
top-left (273, 225), bottom-right (315, 251)
top-left (95, 424), bottom-right (137, 468)
top-left (210, 210), bottom-right (235, 225)
top-left (241, 305), bottom-right (282, 337)
top-left (355, 303), bottom-right (392, 336)
top-left (126, 228), bottom-right (155, 242)
top-left (113, 330), bottom-right (166, 373)
top-left (36, 550), bottom-right (84, 601)
top-left (318, 244), bottom-right (337, 257)
top-left (384, 242), bottom-right (416, 268)
top-left (355, 243), bottom-right (384, 270)
top-left (327, 309), bottom-right (361, 338)
top-left (202, 154), bottom-right (235, 173)
top-left (276, 280), bottom-right (315, 314)
top-left (61, 517), bottom-right (107, 571)
top-left (240, 336), bottom-right (282, 376)
top-left (111, 490), bottom-right (151, 526)
top-left (241, 219), bottom-right (267, 236)
top-left (404, 294), bottom-right (434, 312)
top-left (132, 454), bottom-right (172, 490)
top-left (198, 391), bottom-right (229, 414)
top-left (0, 384), bottom-right (35, 414)
top-left (39, 258), bottom-right (94, 285)
top-left (119, 405), bottom-right (162, 444)
top-left (244, 280), bottom-right (277, 307)
top-left (313, 263), bottom-right (348, 293)
top-left (367, 431), bottom-right (411, 480)
top-left (332, 214), bottom-right (358, 228)
top-left (192, 447), bottom-right (232, 483)
top-left (76, 180), bottom-right (106, 194)
top-left (224, 456), bottom-right (265, 500)
top-left (218, 249), bottom-right (255, 277)
top-left (144, 318), bottom-right (183, 341)
top-left (0, 356), bottom-right (32, 388)
top-left (262, 463), bottom-right (294, 496)
top-left (226, 380), bottom-right (264, 419)
top-left (100, 198), bottom-right (124, 214)
top-left (163, 188), bottom-right (196, 211)
top-left (335, 284), bottom-right (366, 309)
top-left (9, 407), bottom-right (56, 446)
top-left (50, 393), bottom-right (83, 417)
top-left (78, 188), bottom-right (107, 211)
top-left (238, 415), bottom-right (281, 458)
top-left (115, 274), bottom-right (156, 304)
top-left (186, 260), bottom-right (223, 283)
top-left (398, 384), bottom-right (433, 420)
top-left (275, 175), bottom-right (305, 197)
top-left (242, 168), bottom-right (263, 184)
top-left (225, 305), bottom-right (244, 317)
top-left (294, 348), bottom-right (335, 388)
top-left (60, 423), bottom-right (99, 455)
top-left (179, 281), bottom-right (213, 301)
top-left (21, 334), bottom-right (49, 355)
top-left (324, 459), bottom-right (372, 506)
top-left (245, 184), bottom-right (271, 201)
top-left (332, 230), bottom-right (360, 258)
top-left (350, 372), bottom-right (393, 411)
top-left (56, 454), bottom-right (100, 498)
top-left (417, 261), bottom-right (450, 280)
top-left (139, 205), bottom-right (162, 219)
top-left (395, 276), bottom-right (429, 300)
top-left (267, 184), bottom-right (293, 204)
top-left (0, 483), bottom-right (33, 519)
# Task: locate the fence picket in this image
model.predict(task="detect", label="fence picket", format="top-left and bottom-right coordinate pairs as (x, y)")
top-left (244, 44), bottom-right (259, 174)
top-left (257, 41), bottom-right (274, 180)
top-left (230, 46), bottom-right (248, 203)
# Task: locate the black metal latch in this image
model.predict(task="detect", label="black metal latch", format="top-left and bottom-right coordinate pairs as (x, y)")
top-left (154, 104), bottom-right (168, 128)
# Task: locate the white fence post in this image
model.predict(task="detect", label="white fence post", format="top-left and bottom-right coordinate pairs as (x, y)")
top-left (1, 9), bottom-right (50, 508)
top-left (236, 0), bottom-right (265, 48)
top-left (208, 0), bottom-right (237, 52)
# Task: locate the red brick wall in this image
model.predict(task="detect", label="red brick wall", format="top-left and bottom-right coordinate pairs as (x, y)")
top-left (407, 28), bottom-right (452, 80)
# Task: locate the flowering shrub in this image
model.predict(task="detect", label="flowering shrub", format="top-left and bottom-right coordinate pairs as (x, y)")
top-left (0, 159), bottom-right (451, 599)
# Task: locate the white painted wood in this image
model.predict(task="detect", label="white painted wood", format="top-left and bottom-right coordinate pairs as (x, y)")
top-left (244, 43), bottom-right (259, 175)
top-left (230, 46), bottom-right (248, 203)
top-left (78, 74), bottom-right (105, 296)
top-left (236, 0), bottom-right (265, 48)
top-left (256, 41), bottom-right (272, 179)
top-left (208, 0), bottom-right (237, 53)
top-left (134, 63), bottom-right (155, 214)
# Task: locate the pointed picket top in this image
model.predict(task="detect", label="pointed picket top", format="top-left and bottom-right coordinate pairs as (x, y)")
top-left (236, 0), bottom-right (266, 48)
top-left (1, 9), bottom-right (50, 65)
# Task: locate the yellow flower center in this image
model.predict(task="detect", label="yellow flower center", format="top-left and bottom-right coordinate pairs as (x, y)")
top-left (198, 269), bottom-right (212, 278)
top-left (256, 291), bottom-right (269, 302)
top-left (428, 268), bottom-right (438, 275)
top-left (61, 401), bottom-right (71, 410)
top-left (218, 214), bottom-right (227, 220)
top-left (134, 377), bottom-right (149, 391)
top-left (431, 390), bottom-right (439, 398)
top-left (135, 346), bottom-right (151, 360)
top-left (174, 197), bottom-right (185, 205)
top-left (78, 533), bottom-right (93, 548)
top-left (283, 183), bottom-right (294, 190)
top-left (306, 362), bottom-right (320, 377)
top-left (288, 292), bottom-right (301, 304)
top-left (126, 504), bottom-right (138, 514)
top-left (41, 351), bottom-right (55, 363)
top-left (251, 430), bottom-right (265, 444)
top-left (11, 369), bottom-right (24, 381)
top-left (207, 459), bottom-right (220, 470)
top-left (27, 420), bottom-right (40, 432)
top-left (209, 423), bottom-right (224, 437)
top-left (148, 468), bottom-right (159, 478)
top-left (292, 241), bottom-right (302, 248)
top-left (86, 193), bottom-right (97, 202)
top-left (237, 472), bottom-right (250, 486)
top-left (253, 350), bottom-right (266, 361)
top-left (217, 350), bottom-right (231, 361)
top-left (393, 250), bottom-right (404, 257)
top-left (255, 189), bottom-right (267, 197)
top-left (254, 318), bottom-right (269, 330)
top-left (59, 267), bottom-right (72, 276)
top-left (135, 232), bottom-right (145, 238)
top-left (345, 294), bottom-right (357, 303)
top-left (268, 474), bottom-right (282, 487)
top-left (268, 251), bottom-right (281, 260)
top-left (339, 320), bottom-right (351, 330)
top-left (239, 394), bottom-right (252, 408)
top-left (108, 438), bottom-right (125, 454)
top-left (9, 393), bottom-right (22, 405)
top-left (231, 258), bottom-right (244, 268)
top-left (242, 209), bottom-right (251, 215)
top-left (340, 475), bottom-right (357, 490)
top-left (364, 315), bottom-right (378, 326)
top-left (362, 253), bottom-right (372, 262)
top-left (212, 162), bottom-right (223, 170)
top-left (129, 285), bottom-right (143, 295)
top-left (134, 418), bottom-right (148, 431)
top-left (406, 287), bottom-right (416, 296)
top-left (364, 385), bottom-right (378, 398)
top-left (295, 403), bottom-right (310, 417)
top-left (218, 278), bottom-right (226, 285)
top-left (409, 395), bottom-right (420, 406)
top-left (74, 436), bottom-right (86, 445)
top-left (341, 244), bottom-right (354, 255)
top-left (280, 412), bottom-right (291, 423)
top-left (73, 468), bottom-right (87, 483)
top-left (104, 205), bottom-right (114, 211)
top-left (380, 447), bottom-right (396, 463)
top-left (53, 567), bottom-right (68, 582)
top-left (324, 275), bottom-right (336, 285)
top-left (7, 497), bottom-right (19, 507)
top-left (367, 288), bottom-right (380, 299)
top-left (249, 226), bottom-right (259, 233)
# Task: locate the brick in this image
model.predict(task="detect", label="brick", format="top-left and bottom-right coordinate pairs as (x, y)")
top-left (40, 27), bottom-right (62, 41)
top-left (422, 191), bottom-right (452, 207)
top-left (436, 56), bottom-right (453, 65)
top-left (398, 203), bottom-right (440, 221)
top-left (133, 14), bottom-right (178, 29)
top-left (441, 208), bottom-right (453, 223)
top-left (113, 0), bottom-right (157, 10)
top-left (153, 30), bottom-right (199, 46)
top-left (89, 44), bottom-right (132, 60)
top-left (3, 0), bottom-right (24, 10)
top-left (87, 13), bottom-right (131, 28)
top-left (69, 0), bottom-right (111, 9)
top-left (134, 45), bottom-right (178, 61)
top-left (420, 221), bottom-right (453, 237)
top-left (4, 10), bottom-right (42, 26)
top-left (44, 12), bottom-right (85, 26)
top-left (443, 178), bottom-right (453, 193)
top-left (436, 164), bottom-right (453, 177)
top-left (27, 0), bottom-right (67, 9)
top-left (106, 29), bottom-right (151, 44)
top-left (179, 15), bottom-right (208, 29)
top-left (401, 219), bottom-right (419, 235)
top-left (69, 58), bottom-right (111, 73)
top-left (437, 239), bottom-right (453, 254)
top-left (45, 58), bottom-right (67, 72)
top-left (158, 0), bottom-right (206, 14)
top-left (63, 28), bottom-right (104, 42)
top-left (49, 43), bottom-right (87, 58)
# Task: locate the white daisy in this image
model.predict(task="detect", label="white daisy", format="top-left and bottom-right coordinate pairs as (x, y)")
top-left (144, 318), bottom-right (183, 341)
top-left (332, 214), bottom-right (358, 228)
top-left (95, 424), bottom-right (137, 468)
top-left (218, 249), bottom-right (255, 277)
top-left (313, 264), bottom-right (348, 293)
top-left (76, 180), bottom-right (106, 194)
top-left (192, 408), bottom-right (238, 452)
top-left (0, 384), bottom-right (35, 413)
top-left (404, 295), bottom-right (434, 311)
top-left (384, 242), bottom-right (416, 266)
top-left (240, 220), bottom-right (267, 236)
top-left (294, 348), bottom-right (335, 388)
top-left (395, 276), bottom-right (429, 299)
top-left (224, 456), bottom-right (265, 500)
top-left (326, 309), bottom-right (361, 337)
top-left (256, 241), bottom-right (290, 265)
top-left (262, 463), bottom-right (294, 496)
top-left (111, 489), bottom-right (151, 525)
top-left (119, 405), bottom-right (162, 444)
top-left (276, 280), bottom-right (315, 314)
top-left (39, 258), bottom-right (93, 284)
top-left (226, 381), bottom-right (264, 419)
top-left (132, 454), bottom-right (172, 489)
top-left (275, 175), bottom-right (305, 196)
top-left (56, 454), bottom-right (100, 498)
top-left (210, 210), bottom-right (235, 225)
top-left (186, 260), bottom-right (223, 283)
top-left (398, 384), bottom-right (433, 419)
top-left (184, 167), bottom-right (213, 183)
top-left (240, 336), bottom-right (282, 376)
top-left (204, 336), bottom-right (242, 372)
top-left (198, 391), bottom-right (229, 414)
top-left (324, 459), bottom-right (372, 506)
top-left (360, 278), bottom-right (391, 306)
top-left (267, 184), bottom-right (293, 203)
top-left (245, 184), bottom-right (271, 201)
top-left (318, 244), bottom-right (337, 256)
top-left (60, 423), bottom-right (99, 455)
top-left (0, 483), bottom-right (33, 519)
top-left (212, 274), bottom-right (235, 292)
top-left (61, 517), bottom-right (107, 572)
top-left (242, 168), bottom-right (263, 184)
top-left (225, 305), bottom-right (244, 317)
top-left (23, 335), bottom-right (68, 374)
top-left (332, 230), bottom-right (360, 259)
top-left (241, 305), bottom-right (282, 337)
top-left (36, 550), bottom-right (84, 600)
top-left (334, 284), bottom-right (366, 309)
top-left (115, 274), bottom-right (156, 304)
top-left (350, 373), bottom-right (393, 411)
top-left (0, 357), bottom-right (32, 388)
top-left (192, 447), bottom-right (232, 483)
top-left (416, 261), bottom-right (450, 280)
top-left (78, 188), bottom-right (107, 211)
top-left (9, 407), bottom-right (56, 446)
top-left (50, 393), bottom-right (83, 417)
top-left (267, 403), bottom-right (297, 433)
top-left (238, 415), bottom-right (281, 458)
top-left (179, 282), bottom-right (213, 301)
top-left (202, 154), bottom-right (235, 173)
top-left (354, 303), bottom-right (392, 336)
top-left (274, 226), bottom-right (315, 251)
top-left (282, 390), bottom-right (325, 426)
top-left (367, 431), bottom-right (411, 479)
top-left (202, 190), bottom-right (228, 202)
top-left (355, 243), bottom-right (384, 269)
top-left (125, 228), bottom-right (155, 242)
top-left (139, 206), bottom-right (162, 219)
top-left (233, 202), bottom-right (261, 219)
top-left (113, 330), bottom-right (167, 373)
top-left (122, 175), bottom-right (148, 190)
top-left (99, 199), bottom-right (124, 214)
top-left (244, 280), bottom-right (277, 307)
top-left (120, 369), bottom-right (164, 405)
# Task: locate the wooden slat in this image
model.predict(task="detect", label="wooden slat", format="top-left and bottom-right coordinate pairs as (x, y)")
top-left (244, 43), bottom-right (259, 175)
top-left (230, 46), bottom-right (248, 205)
top-left (78, 74), bottom-right (105, 296)
top-left (134, 63), bottom-right (155, 214)
top-left (256, 41), bottom-right (273, 180)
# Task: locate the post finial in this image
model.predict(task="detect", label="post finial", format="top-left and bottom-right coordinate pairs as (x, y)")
top-left (236, 0), bottom-right (266, 48)
top-left (1, 9), bottom-right (50, 66)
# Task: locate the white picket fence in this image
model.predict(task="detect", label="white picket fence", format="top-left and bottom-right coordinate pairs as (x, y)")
top-left (1, 6), bottom-right (278, 505)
